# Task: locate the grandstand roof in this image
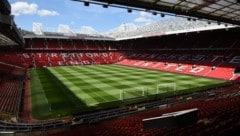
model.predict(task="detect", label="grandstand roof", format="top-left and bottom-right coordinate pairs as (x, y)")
top-left (0, 0), bottom-right (24, 46)
top-left (109, 17), bottom-right (235, 40)
top-left (22, 30), bottom-right (115, 41)
top-left (73, 0), bottom-right (240, 26)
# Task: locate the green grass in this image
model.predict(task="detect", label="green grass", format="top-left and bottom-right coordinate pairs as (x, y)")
top-left (30, 64), bottom-right (227, 119)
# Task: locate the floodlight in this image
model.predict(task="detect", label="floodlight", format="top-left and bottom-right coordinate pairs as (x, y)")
top-left (152, 12), bottom-right (157, 16)
top-left (84, 2), bottom-right (89, 6)
top-left (127, 8), bottom-right (132, 13)
top-left (103, 4), bottom-right (108, 8)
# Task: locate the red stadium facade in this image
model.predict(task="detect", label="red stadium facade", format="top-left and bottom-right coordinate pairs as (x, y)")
top-left (1, 27), bottom-right (239, 80)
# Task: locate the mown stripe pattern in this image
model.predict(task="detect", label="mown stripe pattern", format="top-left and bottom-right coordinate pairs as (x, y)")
top-left (30, 64), bottom-right (225, 119)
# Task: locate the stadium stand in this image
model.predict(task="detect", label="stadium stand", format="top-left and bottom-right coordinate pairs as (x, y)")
top-left (116, 28), bottom-right (240, 81)
top-left (0, 28), bottom-right (239, 81)
top-left (0, 63), bottom-right (25, 119)
top-left (0, 27), bottom-right (238, 124)
top-left (0, 0), bottom-right (240, 135)
top-left (46, 88), bottom-right (240, 136)
top-left (0, 83), bottom-right (238, 135)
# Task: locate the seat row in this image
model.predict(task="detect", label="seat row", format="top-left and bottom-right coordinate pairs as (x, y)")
top-left (47, 90), bottom-right (240, 136)
top-left (117, 50), bottom-right (240, 81)
top-left (0, 64), bottom-right (25, 115)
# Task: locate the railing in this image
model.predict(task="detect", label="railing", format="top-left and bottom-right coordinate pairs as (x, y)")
top-left (0, 86), bottom-right (228, 133)
top-left (0, 72), bottom-right (238, 133)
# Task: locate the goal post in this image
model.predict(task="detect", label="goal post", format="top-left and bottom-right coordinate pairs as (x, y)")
top-left (120, 87), bottom-right (147, 101)
top-left (157, 83), bottom-right (176, 94)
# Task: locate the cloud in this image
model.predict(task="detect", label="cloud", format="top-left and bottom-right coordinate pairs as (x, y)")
top-left (37, 9), bottom-right (59, 17)
top-left (11, 2), bottom-right (59, 17)
top-left (139, 11), bottom-right (149, 17)
top-left (11, 2), bottom-right (38, 16)
top-left (133, 11), bottom-right (156, 25)
top-left (134, 17), bottom-right (153, 23)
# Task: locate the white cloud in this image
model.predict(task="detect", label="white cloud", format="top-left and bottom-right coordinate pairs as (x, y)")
top-left (11, 2), bottom-right (38, 16)
top-left (11, 2), bottom-right (59, 17)
top-left (140, 11), bottom-right (149, 17)
top-left (134, 17), bottom-right (154, 24)
top-left (37, 9), bottom-right (59, 17)
top-left (133, 11), bottom-right (156, 25)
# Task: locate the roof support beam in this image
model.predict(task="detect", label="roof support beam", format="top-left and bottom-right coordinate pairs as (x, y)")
top-left (72, 0), bottom-right (240, 25)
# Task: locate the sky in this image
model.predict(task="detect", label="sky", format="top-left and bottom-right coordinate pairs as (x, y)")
top-left (9, 0), bottom-right (167, 33)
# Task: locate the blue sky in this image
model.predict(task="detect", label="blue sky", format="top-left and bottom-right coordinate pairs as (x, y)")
top-left (9, 0), bottom-right (167, 33)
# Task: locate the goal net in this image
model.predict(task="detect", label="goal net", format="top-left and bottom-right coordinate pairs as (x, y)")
top-left (120, 87), bottom-right (147, 101)
top-left (157, 83), bottom-right (176, 94)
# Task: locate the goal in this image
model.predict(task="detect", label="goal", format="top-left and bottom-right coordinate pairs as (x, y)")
top-left (157, 83), bottom-right (176, 94)
top-left (120, 87), bottom-right (147, 100)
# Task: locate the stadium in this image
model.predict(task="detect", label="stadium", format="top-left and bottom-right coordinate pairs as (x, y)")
top-left (0, 0), bottom-right (240, 135)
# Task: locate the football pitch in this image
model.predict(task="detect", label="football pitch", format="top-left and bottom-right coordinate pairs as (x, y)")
top-left (30, 64), bottom-right (227, 119)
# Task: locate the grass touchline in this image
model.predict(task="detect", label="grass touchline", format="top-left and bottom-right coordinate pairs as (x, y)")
top-left (30, 64), bottom-right (226, 119)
